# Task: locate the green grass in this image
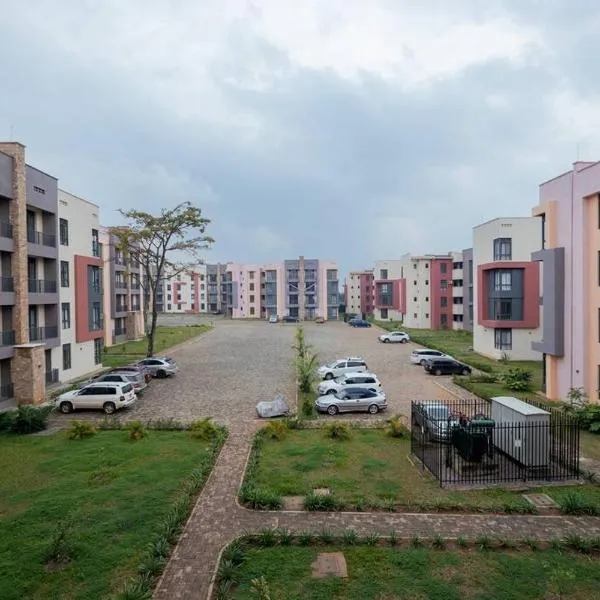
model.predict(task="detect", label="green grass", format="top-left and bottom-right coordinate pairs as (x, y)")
top-left (0, 430), bottom-right (219, 600)
top-left (227, 546), bottom-right (600, 599)
top-left (250, 428), bottom-right (600, 512)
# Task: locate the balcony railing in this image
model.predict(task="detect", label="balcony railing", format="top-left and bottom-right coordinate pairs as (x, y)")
top-left (115, 304), bottom-right (128, 313)
top-left (29, 325), bottom-right (59, 342)
top-left (0, 220), bottom-right (12, 239)
top-left (130, 283), bottom-right (141, 290)
top-left (90, 318), bottom-right (104, 331)
top-left (0, 330), bottom-right (15, 346)
top-left (28, 279), bottom-right (57, 294)
top-left (131, 304), bottom-right (141, 311)
top-left (114, 256), bottom-right (126, 266)
top-left (45, 368), bottom-right (59, 384)
top-left (27, 230), bottom-right (56, 247)
top-left (1, 276), bottom-right (13, 292)
top-left (0, 382), bottom-right (14, 399)
top-left (92, 241), bottom-right (103, 257)
top-left (115, 281), bottom-right (128, 290)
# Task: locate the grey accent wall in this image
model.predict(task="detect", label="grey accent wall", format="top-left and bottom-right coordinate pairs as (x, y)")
top-left (531, 247), bottom-right (565, 357)
top-left (462, 248), bottom-right (473, 331)
top-left (0, 154), bottom-right (12, 199)
top-left (88, 265), bottom-right (104, 331)
top-left (25, 166), bottom-right (58, 214)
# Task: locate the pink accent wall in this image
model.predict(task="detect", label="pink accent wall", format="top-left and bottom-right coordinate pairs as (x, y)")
top-left (430, 258), bottom-right (452, 328)
top-left (359, 272), bottom-right (374, 313)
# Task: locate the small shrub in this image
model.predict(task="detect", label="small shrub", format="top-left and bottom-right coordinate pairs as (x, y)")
top-left (564, 533), bottom-right (592, 554)
top-left (469, 373), bottom-right (498, 384)
top-left (189, 418), bottom-right (219, 441)
top-left (298, 532), bottom-right (313, 546)
top-left (257, 528), bottom-right (278, 547)
top-left (261, 421), bottom-right (288, 441)
top-left (502, 499), bottom-right (536, 515)
top-left (382, 497), bottom-right (396, 512)
top-left (550, 538), bottom-right (565, 552)
top-left (343, 529), bottom-right (359, 545)
top-left (318, 529), bottom-right (334, 545)
top-left (44, 519), bottom-right (74, 565)
top-left (240, 486), bottom-right (282, 510)
top-left (297, 352), bottom-right (318, 394)
top-left (301, 393), bottom-right (315, 419)
top-left (0, 410), bottom-right (15, 432)
top-left (566, 387), bottom-right (588, 409)
top-left (476, 534), bottom-right (491, 551)
top-left (501, 368), bottom-right (533, 392)
top-left (138, 553), bottom-right (166, 578)
top-left (127, 420), bottom-right (148, 441)
top-left (304, 492), bottom-right (340, 512)
top-left (324, 422), bottom-right (351, 440)
top-left (363, 533), bottom-right (380, 547)
top-left (385, 415), bottom-right (410, 438)
top-left (389, 531), bottom-right (398, 547)
top-left (411, 535), bottom-right (423, 548)
top-left (558, 492), bottom-right (599, 516)
top-left (250, 576), bottom-right (273, 600)
top-left (283, 414), bottom-right (302, 429)
top-left (432, 534), bottom-right (446, 549)
top-left (456, 536), bottom-right (468, 548)
top-left (525, 536), bottom-right (539, 551)
top-left (12, 404), bottom-right (53, 434)
top-left (468, 360), bottom-right (495, 374)
top-left (278, 528), bottom-right (293, 546)
top-left (67, 421), bottom-right (97, 440)
top-left (496, 537), bottom-right (515, 549)
top-left (354, 497), bottom-right (366, 512)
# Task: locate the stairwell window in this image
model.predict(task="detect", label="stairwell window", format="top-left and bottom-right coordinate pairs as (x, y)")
top-left (493, 238), bottom-right (512, 261)
top-left (494, 328), bottom-right (512, 350)
top-left (59, 219), bottom-right (69, 246)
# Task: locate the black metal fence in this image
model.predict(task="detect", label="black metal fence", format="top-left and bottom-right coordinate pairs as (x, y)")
top-left (411, 398), bottom-right (580, 487)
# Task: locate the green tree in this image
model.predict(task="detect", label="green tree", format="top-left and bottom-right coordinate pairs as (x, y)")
top-left (110, 201), bottom-right (213, 357)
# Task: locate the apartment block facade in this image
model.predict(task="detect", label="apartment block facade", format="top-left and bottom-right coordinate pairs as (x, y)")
top-left (461, 248), bottom-right (474, 332)
top-left (473, 217), bottom-right (542, 361)
top-left (532, 161), bottom-right (600, 402)
top-left (155, 264), bottom-right (209, 313)
top-left (344, 269), bottom-right (374, 316)
top-left (372, 260), bottom-right (405, 321)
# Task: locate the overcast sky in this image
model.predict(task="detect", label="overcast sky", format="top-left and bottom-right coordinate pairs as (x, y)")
top-left (1, 1), bottom-right (599, 276)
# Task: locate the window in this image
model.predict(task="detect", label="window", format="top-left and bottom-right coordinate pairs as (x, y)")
top-left (413, 297), bottom-right (417, 302)
top-left (413, 280), bottom-right (417, 285)
top-left (494, 270), bottom-right (512, 291)
top-left (494, 328), bottom-right (512, 350)
top-left (493, 238), bottom-right (512, 261)
top-left (88, 265), bottom-right (101, 293)
top-left (413, 264), bottom-right (417, 269)
top-left (453, 279), bottom-right (463, 287)
top-left (33, 185), bottom-right (46, 195)
top-left (167, 294), bottom-right (171, 301)
top-left (440, 314), bottom-right (448, 325)
top-left (440, 297), bottom-right (447, 308)
top-left (249, 283), bottom-right (255, 291)
top-left (440, 263), bottom-right (447, 274)
top-left (177, 303), bottom-right (181, 310)
top-left (440, 280), bottom-right (448, 290)
top-left (61, 303), bottom-right (71, 329)
top-left (250, 307), bottom-right (255, 315)
top-left (94, 338), bottom-right (103, 365)
top-left (167, 284), bottom-right (171, 290)
top-left (59, 218), bottom-right (69, 246)
top-left (62, 343), bottom-right (71, 370)
top-left (379, 269), bottom-right (388, 279)
top-left (249, 271), bottom-right (255, 279)
top-left (453, 261), bottom-right (463, 270)
top-left (425, 280), bottom-right (429, 285)
top-left (60, 261), bottom-right (69, 287)
top-left (413, 313), bottom-right (417, 319)
top-left (91, 302), bottom-right (102, 330)
top-left (380, 308), bottom-right (388, 319)
top-left (167, 303), bottom-right (172, 310)
top-left (250, 295), bottom-right (255, 303)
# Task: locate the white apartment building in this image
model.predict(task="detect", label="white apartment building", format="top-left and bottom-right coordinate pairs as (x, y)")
top-left (402, 255), bottom-right (434, 329)
top-left (57, 190), bottom-right (104, 381)
top-left (345, 270), bottom-right (374, 316)
top-left (372, 261), bottom-right (403, 321)
top-left (156, 264), bottom-right (209, 313)
top-left (473, 217), bottom-right (542, 360)
top-left (451, 251), bottom-right (465, 331)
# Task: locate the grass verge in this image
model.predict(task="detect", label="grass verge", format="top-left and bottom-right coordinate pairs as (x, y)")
top-left (241, 427), bottom-right (600, 514)
top-left (215, 536), bottom-right (600, 600)
top-left (0, 423), bottom-right (226, 600)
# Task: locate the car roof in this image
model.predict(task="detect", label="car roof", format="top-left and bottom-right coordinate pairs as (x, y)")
top-left (82, 381), bottom-right (130, 388)
top-left (412, 348), bottom-right (441, 354)
top-left (341, 372), bottom-right (378, 379)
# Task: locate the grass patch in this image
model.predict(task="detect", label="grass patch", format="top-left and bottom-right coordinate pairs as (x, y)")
top-left (0, 428), bottom-right (224, 600)
top-left (249, 428), bottom-right (600, 513)
top-left (222, 544), bottom-right (600, 599)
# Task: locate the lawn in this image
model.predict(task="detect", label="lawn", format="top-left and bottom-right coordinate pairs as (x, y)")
top-left (227, 546), bottom-right (600, 600)
top-left (251, 428), bottom-right (600, 513)
top-left (0, 430), bottom-right (219, 600)
top-left (102, 324), bottom-right (211, 367)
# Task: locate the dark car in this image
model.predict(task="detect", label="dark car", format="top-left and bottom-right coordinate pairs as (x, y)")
top-left (212, 310), bottom-right (224, 315)
top-left (343, 312), bottom-right (359, 323)
top-left (423, 357), bottom-right (471, 376)
top-left (282, 315), bottom-right (300, 323)
top-left (412, 401), bottom-right (459, 441)
top-left (349, 319), bottom-right (371, 328)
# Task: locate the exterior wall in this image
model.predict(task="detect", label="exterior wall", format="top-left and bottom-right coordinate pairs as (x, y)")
top-left (345, 270), bottom-right (374, 316)
top-left (372, 260), bottom-right (405, 321)
top-left (534, 161), bottom-right (600, 402)
top-left (451, 251), bottom-right (466, 330)
top-left (58, 190), bottom-right (104, 381)
top-left (430, 257), bottom-right (453, 328)
top-left (462, 248), bottom-right (474, 331)
top-left (473, 217), bottom-right (542, 360)
top-left (402, 256), bottom-right (433, 328)
top-left (227, 263), bottom-right (261, 318)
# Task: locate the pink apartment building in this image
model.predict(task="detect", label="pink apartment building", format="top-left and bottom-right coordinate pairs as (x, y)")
top-left (532, 161), bottom-right (600, 403)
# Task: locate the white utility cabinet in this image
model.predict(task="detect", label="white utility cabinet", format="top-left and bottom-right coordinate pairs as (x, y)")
top-left (491, 396), bottom-right (551, 468)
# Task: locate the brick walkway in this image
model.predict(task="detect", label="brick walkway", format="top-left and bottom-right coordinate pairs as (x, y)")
top-left (154, 423), bottom-right (600, 600)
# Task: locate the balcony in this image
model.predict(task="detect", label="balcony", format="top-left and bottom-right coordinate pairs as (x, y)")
top-left (28, 278), bottom-right (57, 294)
top-left (0, 330), bottom-right (15, 346)
top-left (1, 276), bottom-right (13, 292)
top-left (0, 220), bottom-right (12, 238)
top-left (114, 280), bottom-right (128, 291)
top-left (92, 241), bottom-right (103, 258)
top-left (29, 325), bottom-right (59, 342)
top-left (0, 382), bottom-right (14, 399)
top-left (45, 368), bottom-right (59, 384)
top-left (115, 304), bottom-right (129, 313)
top-left (90, 318), bottom-right (104, 331)
top-left (27, 230), bottom-right (56, 247)
top-left (114, 256), bottom-right (126, 266)
top-left (130, 283), bottom-right (141, 291)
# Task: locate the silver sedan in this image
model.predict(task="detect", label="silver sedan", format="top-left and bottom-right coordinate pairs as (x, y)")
top-left (315, 388), bottom-right (387, 416)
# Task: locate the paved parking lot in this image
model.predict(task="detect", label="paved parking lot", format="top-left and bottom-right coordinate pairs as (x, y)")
top-left (50, 320), bottom-right (465, 428)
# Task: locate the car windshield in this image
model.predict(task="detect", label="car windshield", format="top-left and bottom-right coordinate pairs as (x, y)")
top-left (334, 376), bottom-right (346, 383)
top-left (334, 391), bottom-right (348, 400)
top-left (427, 406), bottom-right (450, 421)
top-left (121, 384), bottom-right (133, 393)
top-left (326, 361), bottom-right (339, 368)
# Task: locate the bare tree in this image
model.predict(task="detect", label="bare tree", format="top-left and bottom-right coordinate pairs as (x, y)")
top-left (109, 201), bottom-right (213, 357)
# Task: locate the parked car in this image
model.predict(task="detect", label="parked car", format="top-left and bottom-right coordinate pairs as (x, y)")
top-left (412, 401), bottom-right (459, 441)
top-left (268, 315), bottom-right (278, 323)
top-left (107, 364), bottom-right (151, 383)
top-left (423, 357), bottom-right (472, 376)
top-left (83, 371), bottom-right (147, 395)
top-left (378, 331), bottom-right (410, 343)
top-left (410, 349), bottom-right (453, 365)
top-left (315, 316), bottom-right (325, 324)
top-left (56, 381), bottom-right (136, 415)
top-left (281, 315), bottom-right (299, 323)
top-left (318, 372), bottom-right (381, 395)
top-left (349, 319), bottom-right (371, 328)
top-left (316, 388), bottom-right (387, 415)
top-left (343, 312), bottom-right (359, 323)
top-left (317, 357), bottom-right (368, 380)
top-left (212, 310), bottom-right (224, 315)
top-left (137, 357), bottom-right (179, 378)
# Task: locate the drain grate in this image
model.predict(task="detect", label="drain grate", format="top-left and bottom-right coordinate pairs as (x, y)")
top-left (522, 493), bottom-right (558, 509)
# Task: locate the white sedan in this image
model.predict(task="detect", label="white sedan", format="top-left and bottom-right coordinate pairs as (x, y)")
top-left (378, 331), bottom-right (410, 343)
top-left (318, 373), bottom-right (382, 395)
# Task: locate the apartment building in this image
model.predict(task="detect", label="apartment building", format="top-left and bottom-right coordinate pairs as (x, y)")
top-left (57, 190), bottom-right (105, 381)
top-left (532, 161), bottom-right (600, 402)
top-left (344, 269), bottom-right (374, 317)
top-left (155, 264), bottom-right (208, 313)
top-left (99, 227), bottom-right (144, 346)
top-left (472, 217), bottom-right (542, 361)
top-left (372, 261), bottom-right (405, 321)
top-left (461, 248), bottom-right (474, 332)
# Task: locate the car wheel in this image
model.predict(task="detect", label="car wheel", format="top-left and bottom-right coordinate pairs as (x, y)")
top-left (103, 402), bottom-right (116, 415)
top-left (59, 401), bottom-right (73, 414)
top-left (420, 359), bottom-right (427, 366)
top-left (326, 389), bottom-right (336, 395)
top-left (327, 405), bottom-right (339, 415)
top-left (368, 404), bottom-right (379, 414)
top-left (157, 369), bottom-right (167, 378)
top-left (435, 369), bottom-right (443, 376)
top-left (401, 339), bottom-right (408, 343)
top-left (325, 373), bottom-right (334, 380)
top-left (462, 368), bottom-right (470, 376)
top-left (383, 338), bottom-right (390, 343)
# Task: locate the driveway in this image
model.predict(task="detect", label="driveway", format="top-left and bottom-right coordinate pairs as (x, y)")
top-left (305, 321), bottom-right (462, 417)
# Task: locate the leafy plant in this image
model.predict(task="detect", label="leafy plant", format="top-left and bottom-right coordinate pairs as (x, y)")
top-left (524, 536), bottom-right (540, 551)
top-left (566, 387), bottom-right (588, 409)
top-left (323, 422), bottom-right (351, 440)
top-left (343, 529), bottom-right (359, 545)
top-left (499, 352), bottom-right (511, 364)
top-left (384, 415), bottom-right (410, 438)
top-left (298, 532), bottom-right (313, 546)
top-left (261, 421), bottom-right (288, 441)
top-left (44, 518), bottom-right (74, 565)
top-left (456, 536), bottom-right (468, 548)
top-left (564, 533), bottom-right (592, 554)
top-left (301, 393), bottom-right (315, 418)
top-left (250, 576), bottom-right (273, 600)
top-left (283, 414), bottom-right (303, 429)
top-left (239, 486), bottom-right (282, 510)
top-left (388, 531), bottom-right (398, 546)
top-left (0, 410), bottom-right (15, 432)
top-left (432, 534), bottom-right (446, 549)
top-left (502, 499), bottom-right (536, 514)
top-left (318, 529), bottom-right (335, 545)
top-left (410, 535), bottom-right (423, 548)
top-left (257, 528), bottom-right (278, 547)
top-left (278, 529), bottom-right (293, 546)
top-left (467, 360), bottom-right (494, 374)
top-left (66, 421), bottom-right (98, 440)
top-left (297, 352), bottom-right (318, 394)
top-left (304, 491), bottom-right (340, 511)
top-left (11, 405), bottom-right (53, 434)
top-left (476, 534), bottom-right (491, 551)
top-left (558, 492), bottom-right (599, 516)
top-left (501, 368), bottom-right (533, 392)
top-left (188, 417), bottom-right (220, 441)
top-left (363, 533), bottom-right (380, 547)
top-left (127, 420), bottom-right (148, 441)
top-left (469, 373), bottom-right (498, 384)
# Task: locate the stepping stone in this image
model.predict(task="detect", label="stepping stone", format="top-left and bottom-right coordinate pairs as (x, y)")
top-left (313, 488), bottom-right (331, 497)
top-left (311, 552), bottom-right (348, 579)
top-left (282, 496), bottom-right (304, 510)
top-left (522, 493), bottom-right (558, 511)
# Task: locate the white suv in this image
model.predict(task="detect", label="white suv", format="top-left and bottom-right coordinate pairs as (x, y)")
top-left (318, 372), bottom-right (382, 395)
top-left (56, 382), bottom-right (137, 415)
top-left (317, 357), bottom-right (368, 380)
top-left (410, 349), bottom-right (452, 365)
top-left (378, 331), bottom-right (410, 344)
